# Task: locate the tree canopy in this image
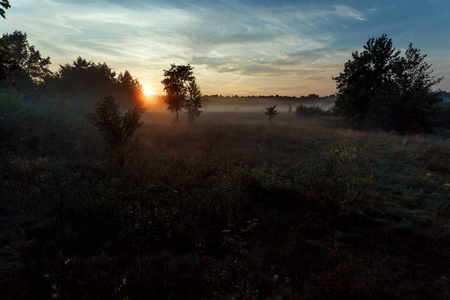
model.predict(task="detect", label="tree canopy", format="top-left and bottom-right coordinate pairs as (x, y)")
top-left (0, 39), bottom-right (20, 84)
top-left (185, 80), bottom-right (203, 123)
top-left (333, 34), bottom-right (442, 133)
top-left (42, 57), bottom-right (145, 113)
top-left (1, 31), bottom-right (52, 84)
top-left (87, 96), bottom-right (143, 168)
top-left (0, 30), bottom-right (145, 112)
top-left (161, 64), bottom-right (202, 122)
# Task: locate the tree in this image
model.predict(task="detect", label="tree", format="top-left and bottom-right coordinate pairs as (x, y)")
top-left (0, 39), bottom-right (20, 83)
top-left (0, 2), bottom-right (20, 86)
top-left (185, 80), bottom-right (203, 123)
top-left (264, 105), bottom-right (278, 124)
top-left (161, 64), bottom-right (197, 122)
top-left (117, 70), bottom-right (145, 112)
top-left (1, 31), bottom-right (52, 85)
top-left (87, 96), bottom-right (143, 168)
top-left (333, 34), bottom-right (442, 132)
top-left (1, 0), bottom-right (10, 19)
top-left (42, 57), bottom-right (145, 113)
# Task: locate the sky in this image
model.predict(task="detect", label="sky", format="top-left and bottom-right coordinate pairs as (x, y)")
top-left (2, 0), bottom-right (450, 96)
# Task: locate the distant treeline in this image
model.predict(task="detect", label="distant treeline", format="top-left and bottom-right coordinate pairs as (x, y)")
top-left (204, 93), bottom-right (336, 101)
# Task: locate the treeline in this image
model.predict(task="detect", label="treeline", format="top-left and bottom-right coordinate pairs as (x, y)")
top-left (205, 93), bottom-right (336, 101)
top-left (0, 31), bottom-right (145, 113)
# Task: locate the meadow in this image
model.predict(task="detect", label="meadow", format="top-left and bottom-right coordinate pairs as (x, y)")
top-left (1, 90), bottom-right (449, 299)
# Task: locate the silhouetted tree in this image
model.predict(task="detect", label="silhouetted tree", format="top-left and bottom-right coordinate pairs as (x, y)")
top-left (0, 1), bottom-right (19, 85)
top-left (185, 80), bottom-right (202, 123)
top-left (117, 70), bottom-right (145, 111)
top-left (264, 105), bottom-right (278, 124)
top-left (87, 96), bottom-right (143, 168)
top-left (0, 39), bottom-right (20, 83)
top-left (333, 34), bottom-right (442, 132)
top-left (161, 64), bottom-right (196, 122)
top-left (42, 57), bottom-right (144, 113)
top-left (0, 31), bottom-right (52, 91)
top-left (1, 0), bottom-right (10, 19)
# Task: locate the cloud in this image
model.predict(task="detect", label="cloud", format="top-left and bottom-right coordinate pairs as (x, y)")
top-left (13, 0), bottom-right (441, 96)
top-left (192, 46), bottom-right (348, 78)
top-left (333, 4), bottom-right (367, 21)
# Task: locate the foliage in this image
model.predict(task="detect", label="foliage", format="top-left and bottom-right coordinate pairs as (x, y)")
top-left (42, 57), bottom-right (145, 113)
top-left (161, 64), bottom-right (202, 122)
top-left (0, 2), bottom-right (15, 82)
top-left (87, 96), bottom-right (142, 167)
top-left (295, 104), bottom-right (331, 118)
top-left (0, 38), bottom-right (20, 84)
top-left (264, 105), bottom-right (278, 124)
top-left (0, 0), bottom-right (10, 19)
top-left (185, 80), bottom-right (203, 123)
top-left (0, 31), bottom-right (52, 89)
top-left (333, 34), bottom-right (442, 133)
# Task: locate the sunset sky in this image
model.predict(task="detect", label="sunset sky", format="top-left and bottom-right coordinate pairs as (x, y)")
top-left (3, 0), bottom-right (450, 96)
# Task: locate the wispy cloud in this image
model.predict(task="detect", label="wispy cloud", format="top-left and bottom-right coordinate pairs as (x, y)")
top-left (3, 0), bottom-right (449, 95)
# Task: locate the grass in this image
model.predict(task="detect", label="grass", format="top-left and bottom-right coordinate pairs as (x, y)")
top-left (1, 91), bottom-right (450, 299)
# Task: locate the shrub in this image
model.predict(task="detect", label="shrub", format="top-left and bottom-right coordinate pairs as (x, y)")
top-left (87, 96), bottom-right (143, 168)
top-left (295, 104), bottom-right (331, 118)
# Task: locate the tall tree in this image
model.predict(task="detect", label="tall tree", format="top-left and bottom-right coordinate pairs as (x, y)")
top-left (333, 34), bottom-right (442, 132)
top-left (42, 57), bottom-right (144, 113)
top-left (1, 31), bottom-right (52, 85)
top-left (0, 39), bottom-right (20, 83)
top-left (161, 64), bottom-right (196, 122)
top-left (185, 80), bottom-right (203, 123)
top-left (0, 1), bottom-right (19, 85)
top-left (117, 70), bottom-right (145, 112)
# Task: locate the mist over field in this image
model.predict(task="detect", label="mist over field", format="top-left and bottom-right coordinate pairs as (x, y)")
top-left (143, 94), bottom-right (336, 115)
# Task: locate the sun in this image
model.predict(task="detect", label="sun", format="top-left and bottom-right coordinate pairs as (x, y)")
top-left (143, 88), bottom-right (153, 96)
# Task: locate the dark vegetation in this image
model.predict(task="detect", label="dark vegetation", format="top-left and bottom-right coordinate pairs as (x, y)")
top-left (295, 104), bottom-right (332, 118)
top-left (87, 96), bottom-right (143, 169)
top-left (1, 92), bottom-right (449, 299)
top-left (0, 31), bottom-right (145, 114)
top-left (333, 34), bottom-right (443, 133)
top-left (161, 64), bottom-right (203, 123)
top-left (264, 105), bottom-right (278, 124)
top-left (1, 21), bottom-right (450, 300)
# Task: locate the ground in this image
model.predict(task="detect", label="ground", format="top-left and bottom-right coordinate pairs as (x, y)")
top-left (1, 103), bottom-right (449, 299)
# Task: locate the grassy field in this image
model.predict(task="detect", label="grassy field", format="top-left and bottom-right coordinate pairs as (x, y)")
top-left (1, 92), bottom-right (450, 299)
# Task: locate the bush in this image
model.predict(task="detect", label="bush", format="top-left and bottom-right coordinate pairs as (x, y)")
top-left (295, 104), bottom-right (331, 118)
top-left (87, 96), bottom-right (143, 168)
